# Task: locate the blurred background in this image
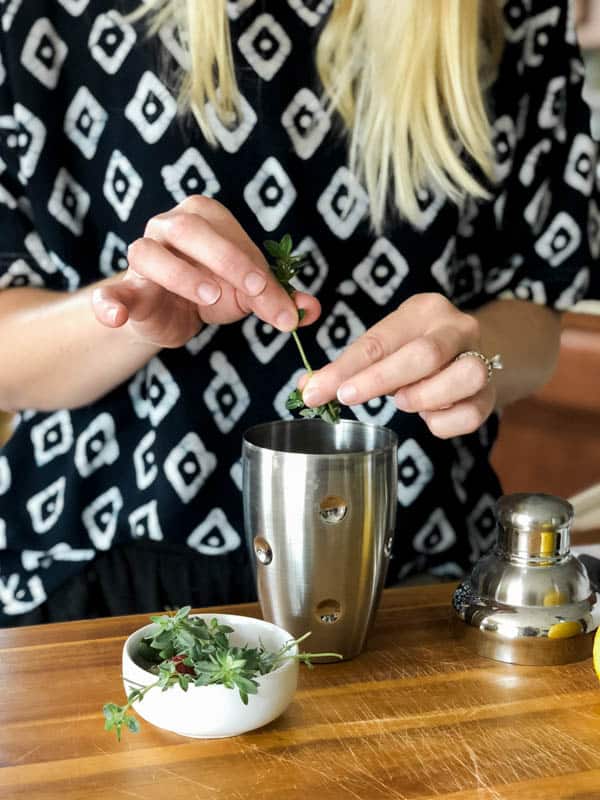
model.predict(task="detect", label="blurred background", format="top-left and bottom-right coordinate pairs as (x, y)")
top-left (492, 0), bottom-right (600, 547)
top-left (579, 0), bottom-right (600, 138)
top-left (0, 0), bottom-right (599, 538)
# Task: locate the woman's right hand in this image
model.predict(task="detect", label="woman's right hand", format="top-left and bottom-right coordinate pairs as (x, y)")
top-left (91, 196), bottom-right (320, 348)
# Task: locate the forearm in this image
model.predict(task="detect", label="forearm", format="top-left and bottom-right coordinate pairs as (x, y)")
top-left (474, 298), bottom-right (562, 409)
top-left (0, 281), bottom-right (160, 412)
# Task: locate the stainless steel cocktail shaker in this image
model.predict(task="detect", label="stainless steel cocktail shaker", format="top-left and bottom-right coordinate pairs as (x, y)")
top-left (242, 420), bottom-right (398, 660)
top-left (453, 493), bottom-right (600, 665)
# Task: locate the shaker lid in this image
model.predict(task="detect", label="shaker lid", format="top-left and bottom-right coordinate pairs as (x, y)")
top-left (453, 492), bottom-right (599, 667)
top-left (496, 493), bottom-right (573, 533)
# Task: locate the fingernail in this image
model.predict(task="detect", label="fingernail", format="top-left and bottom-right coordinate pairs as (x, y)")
top-left (303, 382), bottom-right (322, 407)
top-left (197, 283), bottom-right (220, 304)
top-left (244, 272), bottom-right (267, 296)
top-left (276, 310), bottom-right (298, 331)
top-left (106, 305), bottom-right (118, 325)
top-left (337, 385), bottom-right (357, 405)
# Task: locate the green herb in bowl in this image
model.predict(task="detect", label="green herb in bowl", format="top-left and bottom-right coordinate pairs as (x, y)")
top-left (104, 606), bottom-right (342, 740)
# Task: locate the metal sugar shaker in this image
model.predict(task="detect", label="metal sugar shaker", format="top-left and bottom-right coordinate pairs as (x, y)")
top-left (452, 493), bottom-right (600, 665)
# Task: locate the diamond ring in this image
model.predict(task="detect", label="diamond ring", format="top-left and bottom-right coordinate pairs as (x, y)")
top-left (455, 351), bottom-right (504, 383)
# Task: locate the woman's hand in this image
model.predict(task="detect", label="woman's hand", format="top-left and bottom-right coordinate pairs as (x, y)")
top-left (301, 293), bottom-right (495, 439)
top-left (92, 196), bottom-right (320, 348)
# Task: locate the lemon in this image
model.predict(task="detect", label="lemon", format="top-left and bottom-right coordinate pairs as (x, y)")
top-left (540, 530), bottom-right (556, 557)
top-left (547, 620), bottom-right (582, 640)
top-left (543, 590), bottom-right (567, 607)
top-left (593, 627), bottom-right (600, 680)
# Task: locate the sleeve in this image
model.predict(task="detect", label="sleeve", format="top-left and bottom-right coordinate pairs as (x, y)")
top-left (460, 0), bottom-right (600, 312)
top-left (0, 29), bottom-right (66, 292)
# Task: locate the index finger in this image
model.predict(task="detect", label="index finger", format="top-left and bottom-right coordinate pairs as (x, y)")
top-left (300, 308), bottom-right (417, 407)
top-left (301, 294), bottom-right (464, 406)
top-left (146, 209), bottom-right (299, 331)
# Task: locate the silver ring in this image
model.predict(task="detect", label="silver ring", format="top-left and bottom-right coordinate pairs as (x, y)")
top-left (455, 351), bottom-right (503, 383)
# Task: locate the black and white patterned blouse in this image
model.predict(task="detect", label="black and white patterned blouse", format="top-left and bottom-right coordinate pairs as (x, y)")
top-left (0, 0), bottom-right (598, 623)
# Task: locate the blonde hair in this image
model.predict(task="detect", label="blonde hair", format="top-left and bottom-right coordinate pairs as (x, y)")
top-left (132, 0), bottom-right (504, 229)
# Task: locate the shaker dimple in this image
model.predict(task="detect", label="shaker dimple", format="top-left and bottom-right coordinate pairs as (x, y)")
top-left (319, 495), bottom-right (348, 525)
top-left (253, 536), bottom-right (273, 565)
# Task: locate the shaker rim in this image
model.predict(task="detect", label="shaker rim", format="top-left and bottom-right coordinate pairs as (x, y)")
top-left (242, 418), bottom-right (398, 458)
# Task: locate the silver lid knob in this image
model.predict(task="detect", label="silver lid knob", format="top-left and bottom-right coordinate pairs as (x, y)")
top-left (496, 493), bottom-right (574, 562)
top-left (496, 493), bottom-right (573, 531)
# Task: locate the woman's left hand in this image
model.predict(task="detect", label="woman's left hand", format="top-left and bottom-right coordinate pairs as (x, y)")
top-left (300, 293), bottom-right (496, 439)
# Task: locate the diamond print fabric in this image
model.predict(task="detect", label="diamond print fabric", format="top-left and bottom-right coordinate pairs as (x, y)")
top-left (20, 17), bottom-right (68, 90)
top-left (0, 0), bottom-right (598, 622)
top-left (64, 86), bottom-right (108, 160)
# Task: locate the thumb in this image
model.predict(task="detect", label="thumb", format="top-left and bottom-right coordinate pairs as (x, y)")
top-left (92, 278), bottom-right (163, 327)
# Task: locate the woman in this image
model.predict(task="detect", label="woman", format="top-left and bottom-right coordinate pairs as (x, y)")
top-left (0, 0), bottom-right (597, 625)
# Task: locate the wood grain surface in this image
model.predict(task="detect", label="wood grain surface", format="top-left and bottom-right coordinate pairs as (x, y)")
top-left (1, 584), bottom-right (600, 800)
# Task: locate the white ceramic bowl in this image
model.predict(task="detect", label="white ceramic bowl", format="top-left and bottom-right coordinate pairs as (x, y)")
top-left (122, 613), bottom-right (299, 738)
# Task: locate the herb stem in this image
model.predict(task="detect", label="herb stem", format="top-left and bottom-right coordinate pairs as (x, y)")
top-left (128, 682), bottom-right (157, 704)
top-left (291, 330), bottom-right (313, 375)
top-left (326, 401), bottom-right (339, 420)
top-left (292, 328), bottom-right (339, 423)
top-left (265, 235), bottom-right (341, 425)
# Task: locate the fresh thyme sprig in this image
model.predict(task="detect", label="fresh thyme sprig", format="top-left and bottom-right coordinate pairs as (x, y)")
top-left (264, 235), bottom-right (341, 425)
top-left (103, 606), bottom-right (342, 740)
